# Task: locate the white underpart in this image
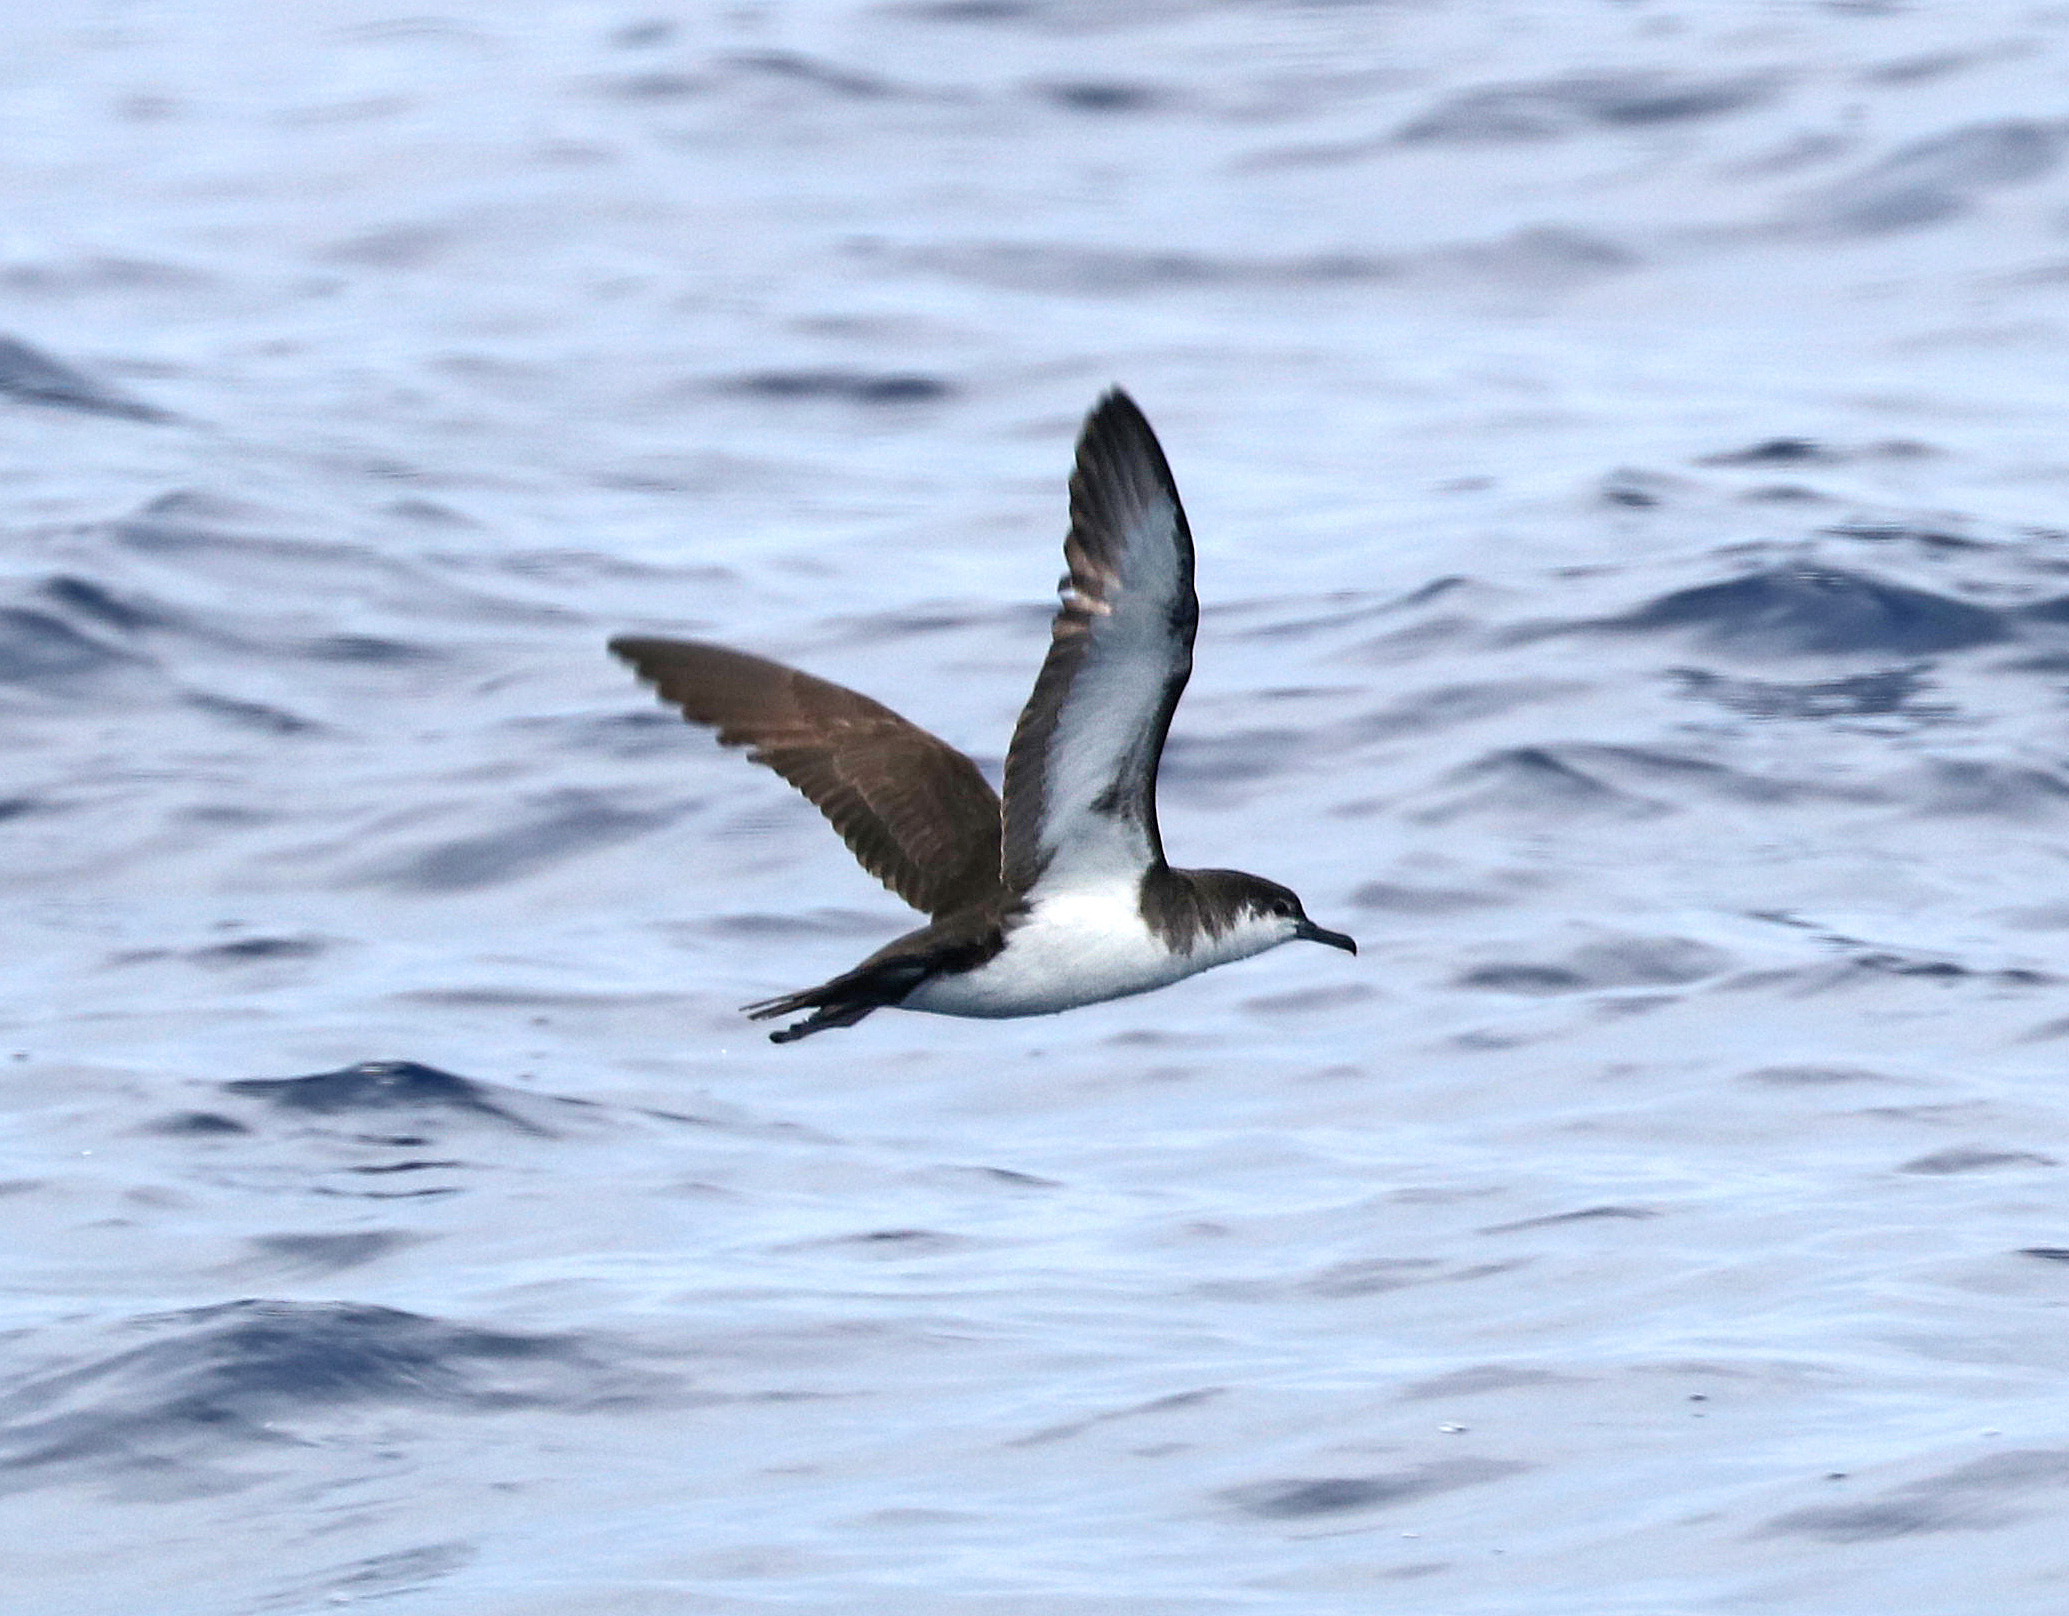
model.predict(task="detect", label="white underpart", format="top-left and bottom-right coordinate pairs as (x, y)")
top-left (904, 879), bottom-right (1298, 1019)
top-left (1028, 489), bottom-right (1184, 892)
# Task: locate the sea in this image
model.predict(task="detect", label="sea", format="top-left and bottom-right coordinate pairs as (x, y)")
top-left (7, 2), bottom-right (2069, 1610)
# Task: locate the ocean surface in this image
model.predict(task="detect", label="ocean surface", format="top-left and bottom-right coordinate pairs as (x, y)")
top-left (8, 2), bottom-right (2069, 1610)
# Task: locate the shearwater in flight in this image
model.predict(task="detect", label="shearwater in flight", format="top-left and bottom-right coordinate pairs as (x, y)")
top-left (612, 390), bottom-right (1355, 1043)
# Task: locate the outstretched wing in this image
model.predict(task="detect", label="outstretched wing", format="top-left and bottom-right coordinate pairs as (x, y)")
top-left (611, 638), bottom-right (1005, 918)
top-left (1001, 390), bottom-right (1198, 895)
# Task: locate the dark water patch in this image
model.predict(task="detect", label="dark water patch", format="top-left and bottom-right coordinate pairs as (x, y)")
top-left (1808, 120), bottom-right (2065, 234)
top-left (1349, 680), bottom-right (1585, 742)
top-left (0, 795), bottom-right (48, 821)
top-left (596, 69), bottom-right (707, 100)
top-left (1594, 566), bottom-right (2009, 656)
top-left (1039, 80), bottom-right (1161, 113)
top-left (1226, 1458), bottom-right (1528, 1519)
top-left (514, 707), bottom-right (684, 757)
top-left (725, 369), bottom-right (952, 405)
top-left (266, 1542), bottom-right (477, 1610)
top-left (0, 333), bottom-right (169, 421)
top-left (1899, 1146), bottom-right (2056, 1174)
top-left (1747, 910), bottom-right (2050, 986)
top-left (1401, 1365), bottom-right (1579, 1400)
top-left (1008, 1388), bottom-right (1222, 1448)
top-left (1223, 585), bottom-right (1437, 644)
top-left (930, 1164), bottom-right (1060, 1191)
top-left (386, 496), bottom-right (478, 527)
top-left (1854, 1102), bottom-right (1991, 1124)
top-left (179, 804), bottom-right (274, 828)
top-left (1200, 1258), bottom-right (1506, 1307)
top-left (785, 1228), bottom-right (973, 1258)
top-left (104, 491), bottom-right (281, 555)
top-left (1700, 438), bottom-right (1833, 466)
top-left (314, 1185), bottom-right (461, 1201)
top-left (1601, 467), bottom-right (1674, 507)
top-left (1157, 728), bottom-right (1307, 786)
top-left (345, 1158), bottom-right (462, 1175)
top-left (0, 1300), bottom-right (665, 1494)
top-left (0, 608), bottom-right (134, 684)
top-left (0, 256), bottom-right (212, 296)
top-left (1206, 1256), bottom-right (1525, 1304)
top-left (613, 18), bottom-right (675, 46)
top-left (142, 1111), bottom-right (251, 1136)
top-left (701, 908), bottom-right (901, 939)
top-left (381, 795), bottom-right (672, 891)
top-left (1412, 748), bottom-right (1667, 822)
top-left (1740, 1065), bottom-right (1893, 1086)
top-left (1481, 1206), bottom-right (1660, 1234)
top-left (302, 632), bottom-right (439, 664)
top-left (825, 600), bottom-right (1045, 643)
top-left (246, 1232), bottom-right (418, 1272)
top-left (1350, 880), bottom-right (1508, 914)
top-left (1566, 744), bottom-right (1848, 805)
top-left (1911, 760), bottom-right (2069, 818)
top-left (2019, 1247), bottom-right (2069, 1261)
top-left (187, 936), bottom-right (326, 966)
top-left (1242, 984), bottom-right (1374, 1016)
top-left (893, 240), bottom-right (1398, 296)
top-left (1763, 1499), bottom-right (1964, 1542)
top-left (1668, 663), bottom-right (1942, 720)
top-left (1863, 50), bottom-right (1975, 85)
top-left (1762, 1450), bottom-right (2069, 1541)
top-left (320, 223), bottom-right (452, 269)
top-left (1841, 955), bottom-right (1959, 982)
top-left (222, 1060), bottom-right (552, 1135)
top-left (1848, 951), bottom-right (2049, 986)
top-left (1298, 1258), bottom-right (1443, 1298)
top-left (39, 575), bottom-right (175, 633)
top-left (721, 50), bottom-right (901, 99)
top-left (904, 0), bottom-right (1039, 19)
top-left (1999, 595), bottom-right (2069, 644)
top-left (1429, 226), bottom-right (1636, 293)
top-left (1456, 964), bottom-right (1585, 993)
top-left (1398, 71), bottom-right (1773, 143)
top-left (1824, 521), bottom-right (1981, 552)
top-left (183, 692), bottom-right (321, 734)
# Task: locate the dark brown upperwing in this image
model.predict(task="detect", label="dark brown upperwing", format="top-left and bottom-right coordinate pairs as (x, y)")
top-left (610, 637), bottom-right (1005, 917)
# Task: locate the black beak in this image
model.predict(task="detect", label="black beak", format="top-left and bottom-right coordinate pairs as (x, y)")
top-left (1295, 919), bottom-right (1357, 955)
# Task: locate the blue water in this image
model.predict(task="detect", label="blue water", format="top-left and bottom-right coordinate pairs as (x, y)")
top-left (7, 3), bottom-right (2069, 1610)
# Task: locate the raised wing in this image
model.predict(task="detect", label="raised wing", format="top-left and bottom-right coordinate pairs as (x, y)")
top-left (611, 638), bottom-right (1005, 917)
top-left (1001, 390), bottom-right (1197, 895)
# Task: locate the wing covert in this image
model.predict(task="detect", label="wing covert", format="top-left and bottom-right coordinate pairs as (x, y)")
top-left (611, 637), bottom-right (1005, 917)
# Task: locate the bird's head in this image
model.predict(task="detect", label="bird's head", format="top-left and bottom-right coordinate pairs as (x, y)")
top-left (1232, 874), bottom-right (1357, 956)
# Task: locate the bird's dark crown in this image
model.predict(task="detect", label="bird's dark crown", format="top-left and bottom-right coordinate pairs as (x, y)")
top-left (1171, 868), bottom-right (1357, 954)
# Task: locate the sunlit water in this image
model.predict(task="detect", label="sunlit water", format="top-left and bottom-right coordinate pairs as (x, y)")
top-left (8, 4), bottom-right (2069, 1611)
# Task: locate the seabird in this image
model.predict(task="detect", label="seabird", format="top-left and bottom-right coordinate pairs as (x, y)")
top-left (612, 390), bottom-right (1356, 1043)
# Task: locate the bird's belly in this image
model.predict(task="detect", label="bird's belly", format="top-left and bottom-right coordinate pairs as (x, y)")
top-left (903, 889), bottom-right (1228, 1019)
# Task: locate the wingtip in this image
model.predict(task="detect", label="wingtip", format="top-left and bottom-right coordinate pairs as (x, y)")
top-left (1086, 386), bottom-right (1147, 432)
top-left (1075, 388), bottom-right (1171, 483)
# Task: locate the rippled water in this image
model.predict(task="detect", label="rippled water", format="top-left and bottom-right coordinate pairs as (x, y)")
top-left (9, 3), bottom-right (2069, 1611)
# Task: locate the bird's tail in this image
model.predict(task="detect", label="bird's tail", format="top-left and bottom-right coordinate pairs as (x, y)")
top-left (743, 955), bottom-right (934, 1045)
